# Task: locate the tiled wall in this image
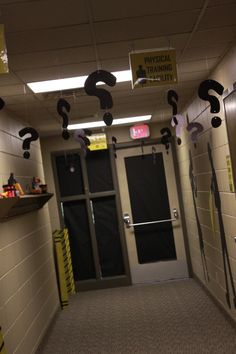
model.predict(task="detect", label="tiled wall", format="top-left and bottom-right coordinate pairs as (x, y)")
top-left (177, 45), bottom-right (236, 321)
top-left (0, 110), bottom-right (60, 353)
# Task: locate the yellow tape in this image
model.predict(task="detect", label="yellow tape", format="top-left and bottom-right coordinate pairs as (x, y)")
top-left (53, 229), bottom-right (75, 308)
top-left (226, 155), bottom-right (235, 193)
top-left (0, 326), bottom-right (6, 354)
top-left (64, 229), bottom-right (76, 295)
top-left (53, 230), bottom-right (69, 308)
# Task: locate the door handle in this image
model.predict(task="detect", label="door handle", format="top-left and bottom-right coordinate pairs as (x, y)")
top-left (123, 213), bottom-right (131, 228)
top-left (123, 208), bottom-right (179, 229)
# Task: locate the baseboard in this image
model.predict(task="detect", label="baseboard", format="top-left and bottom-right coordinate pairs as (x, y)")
top-left (34, 304), bottom-right (61, 353)
top-left (193, 274), bottom-right (236, 328)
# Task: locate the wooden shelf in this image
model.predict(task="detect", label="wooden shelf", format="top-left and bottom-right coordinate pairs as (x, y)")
top-left (0, 193), bottom-right (53, 221)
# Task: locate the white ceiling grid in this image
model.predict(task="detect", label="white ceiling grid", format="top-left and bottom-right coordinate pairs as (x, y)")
top-left (0, 0), bottom-right (234, 135)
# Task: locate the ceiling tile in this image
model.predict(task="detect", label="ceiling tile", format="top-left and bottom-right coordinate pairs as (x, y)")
top-left (1, 0), bottom-right (88, 32)
top-left (190, 26), bottom-right (236, 47)
top-left (94, 11), bottom-right (199, 43)
top-left (199, 3), bottom-right (236, 29)
top-left (91, 0), bottom-right (205, 21)
top-left (9, 46), bottom-right (95, 71)
top-left (6, 24), bottom-right (92, 54)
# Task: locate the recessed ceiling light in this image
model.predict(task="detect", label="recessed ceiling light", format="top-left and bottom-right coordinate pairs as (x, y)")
top-left (68, 115), bottom-right (151, 130)
top-left (27, 70), bottom-right (132, 93)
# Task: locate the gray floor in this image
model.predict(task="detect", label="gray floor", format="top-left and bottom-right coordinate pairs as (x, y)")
top-left (37, 279), bottom-right (236, 353)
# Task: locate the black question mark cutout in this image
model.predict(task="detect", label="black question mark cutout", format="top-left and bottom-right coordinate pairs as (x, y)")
top-left (57, 98), bottom-right (71, 140)
top-left (198, 80), bottom-right (224, 128)
top-left (112, 136), bottom-right (117, 158)
top-left (187, 122), bottom-right (204, 148)
top-left (19, 127), bottom-right (39, 159)
top-left (74, 129), bottom-right (91, 156)
top-left (0, 97), bottom-right (5, 110)
top-left (160, 127), bottom-right (172, 154)
top-left (167, 90), bottom-right (182, 144)
top-left (84, 70), bottom-right (116, 126)
top-left (167, 90), bottom-right (178, 116)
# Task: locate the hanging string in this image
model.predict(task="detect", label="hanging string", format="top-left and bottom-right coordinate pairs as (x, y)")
top-left (23, 84), bottom-right (29, 124)
top-left (178, 0), bottom-right (209, 61)
top-left (55, 56), bottom-right (63, 98)
top-left (141, 140), bottom-right (144, 159)
top-left (85, 0), bottom-right (101, 71)
top-left (205, 56), bottom-right (210, 77)
top-left (166, 36), bottom-right (172, 49)
top-left (152, 146), bottom-right (156, 165)
top-left (130, 40), bottom-right (135, 53)
top-left (73, 91), bottom-right (77, 109)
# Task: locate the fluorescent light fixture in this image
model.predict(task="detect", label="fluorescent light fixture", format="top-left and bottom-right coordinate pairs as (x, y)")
top-left (68, 115), bottom-right (151, 130)
top-left (27, 70), bottom-right (132, 93)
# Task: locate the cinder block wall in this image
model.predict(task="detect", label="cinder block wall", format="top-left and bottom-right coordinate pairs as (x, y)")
top-left (177, 45), bottom-right (236, 321)
top-left (0, 111), bottom-right (60, 354)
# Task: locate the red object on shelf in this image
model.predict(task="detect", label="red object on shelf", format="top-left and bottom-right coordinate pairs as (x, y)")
top-left (2, 184), bottom-right (16, 197)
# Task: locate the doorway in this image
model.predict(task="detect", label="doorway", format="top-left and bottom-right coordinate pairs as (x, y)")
top-left (52, 148), bottom-right (131, 291)
top-left (115, 141), bottom-right (189, 284)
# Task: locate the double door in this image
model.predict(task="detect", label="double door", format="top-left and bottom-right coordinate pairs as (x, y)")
top-left (53, 140), bottom-right (189, 289)
top-left (53, 148), bottom-right (131, 291)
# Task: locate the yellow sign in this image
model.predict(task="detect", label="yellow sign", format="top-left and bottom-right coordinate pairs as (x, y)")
top-left (129, 48), bottom-right (177, 89)
top-left (226, 155), bottom-right (235, 192)
top-left (0, 25), bottom-right (8, 74)
top-left (89, 133), bottom-right (107, 151)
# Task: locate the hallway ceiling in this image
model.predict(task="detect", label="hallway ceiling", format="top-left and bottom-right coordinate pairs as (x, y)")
top-left (0, 0), bottom-right (236, 136)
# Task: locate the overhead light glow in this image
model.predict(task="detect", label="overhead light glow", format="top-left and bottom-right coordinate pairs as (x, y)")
top-left (68, 115), bottom-right (151, 130)
top-left (27, 70), bottom-right (132, 93)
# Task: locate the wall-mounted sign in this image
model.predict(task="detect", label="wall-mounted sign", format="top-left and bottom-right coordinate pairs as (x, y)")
top-left (129, 48), bottom-right (177, 89)
top-left (130, 124), bottom-right (150, 139)
top-left (89, 133), bottom-right (107, 151)
top-left (0, 25), bottom-right (8, 74)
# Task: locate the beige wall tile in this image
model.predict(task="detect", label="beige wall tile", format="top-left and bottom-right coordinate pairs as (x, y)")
top-left (14, 289), bottom-right (59, 354)
top-left (0, 111), bottom-right (59, 353)
top-left (177, 44), bottom-right (236, 322)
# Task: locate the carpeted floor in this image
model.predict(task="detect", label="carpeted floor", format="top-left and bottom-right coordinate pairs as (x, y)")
top-left (36, 279), bottom-right (236, 353)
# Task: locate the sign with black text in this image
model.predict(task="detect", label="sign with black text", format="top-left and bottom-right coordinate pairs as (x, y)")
top-left (129, 48), bottom-right (177, 89)
top-left (89, 133), bottom-right (107, 151)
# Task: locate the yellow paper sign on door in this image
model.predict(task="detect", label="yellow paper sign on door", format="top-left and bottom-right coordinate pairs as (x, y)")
top-left (89, 133), bottom-right (107, 151)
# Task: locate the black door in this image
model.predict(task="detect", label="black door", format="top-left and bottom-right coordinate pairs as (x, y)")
top-left (125, 152), bottom-right (176, 264)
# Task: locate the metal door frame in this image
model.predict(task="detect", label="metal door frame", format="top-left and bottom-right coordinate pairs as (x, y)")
top-left (51, 147), bottom-right (132, 291)
top-left (113, 136), bottom-right (192, 276)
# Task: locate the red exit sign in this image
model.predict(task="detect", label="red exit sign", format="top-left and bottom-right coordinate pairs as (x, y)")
top-left (130, 124), bottom-right (150, 139)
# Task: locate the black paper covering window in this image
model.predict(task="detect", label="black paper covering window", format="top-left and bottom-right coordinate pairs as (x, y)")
top-left (63, 200), bottom-right (96, 281)
top-left (55, 150), bottom-right (124, 282)
top-left (86, 150), bottom-right (113, 193)
top-left (55, 154), bottom-right (84, 197)
top-left (125, 153), bottom-right (176, 264)
top-left (92, 196), bottom-right (125, 277)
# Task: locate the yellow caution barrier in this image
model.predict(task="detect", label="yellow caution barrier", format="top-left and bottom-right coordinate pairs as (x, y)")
top-left (53, 229), bottom-right (76, 309)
